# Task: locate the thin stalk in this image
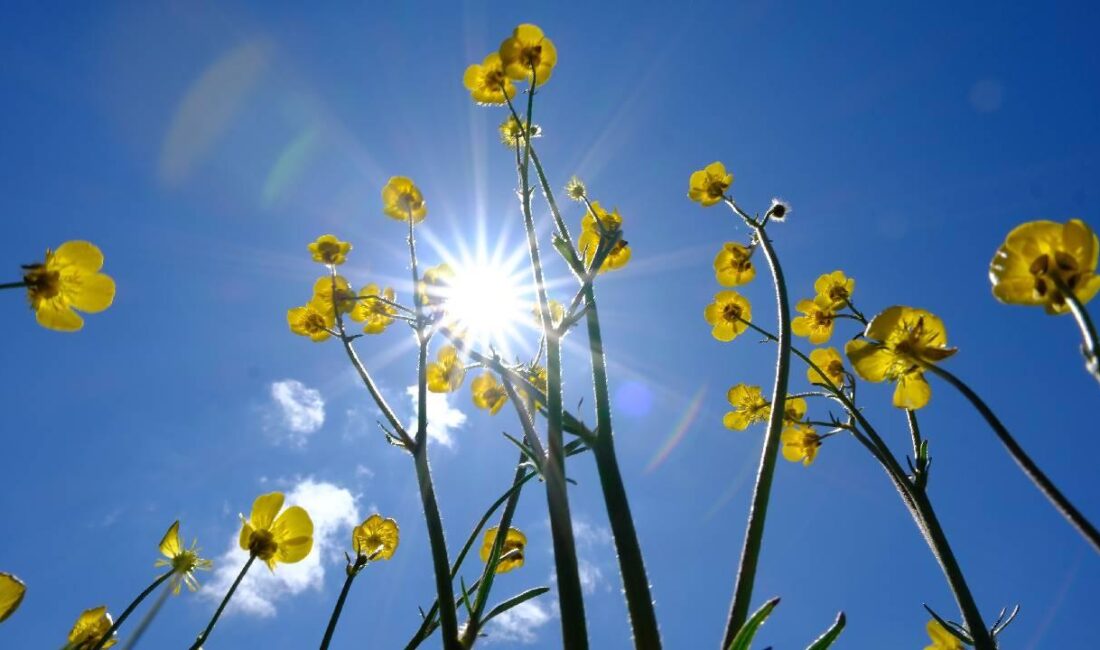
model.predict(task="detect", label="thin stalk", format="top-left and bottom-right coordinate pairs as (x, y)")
top-left (1056, 278), bottom-right (1100, 385)
top-left (91, 571), bottom-right (174, 650)
top-left (320, 558), bottom-right (366, 650)
top-left (721, 207), bottom-right (792, 647)
top-left (190, 554), bottom-right (256, 650)
top-left (118, 581), bottom-right (172, 650)
top-left (926, 364), bottom-right (1100, 553)
top-left (906, 409), bottom-right (927, 489)
top-left (515, 73), bottom-right (588, 648)
top-left (0, 280), bottom-right (27, 290)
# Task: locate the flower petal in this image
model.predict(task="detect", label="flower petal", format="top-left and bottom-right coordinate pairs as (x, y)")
top-left (249, 492), bottom-right (285, 530)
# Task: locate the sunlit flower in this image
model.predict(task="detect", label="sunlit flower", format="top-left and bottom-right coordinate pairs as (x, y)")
top-left (311, 275), bottom-right (356, 318)
top-left (417, 263), bottom-right (455, 312)
top-left (924, 620), bottom-right (965, 650)
top-left (781, 423), bottom-right (821, 466)
top-left (688, 162), bottom-right (733, 207)
top-left (352, 514), bottom-right (399, 561)
top-left (22, 241), bottom-right (115, 332)
top-left (723, 384), bottom-right (770, 430)
top-left (287, 302), bottom-right (334, 342)
top-left (499, 24), bottom-right (556, 86)
top-left (471, 372), bottom-right (508, 415)
top-left (814, 270), bottom-right (855, 309)
top-left (704, 290), bottom-right (753, 342)
top-left (498, 116), bottom-right (541, 149)
top-left (308, 235), bottom-right (352, 266)
top-left (990, 218), bottom-right (1100, 314)
top-left (791, 296), bottom-right (837, 344)
top-left (807, 347), bottom-right (847, 388)
top-left (765, 198), bottom-right (790, 222)
top-left (783, 396), bottom-right (807, 424)
top-left (845, 306), bottom-right (957, 410)
top-left (239, 492), bottom-right (314, 570)
top-left (64, 606), bottom-right (116, 649)
top-left (532, 299), bottom-right (565, 328)
top-left (381, 176), bottom-right (427, 223)
top-left (579, 201), bottom-right (631, 273)
top-left (479, 526), bottom-right (527, 573)
top-left (463, 52), bottom-right (516, 104)
top-left (350, 284), bottom-right (398, 334)
top-left (0, 573), bottom-right (25, 623)
top-left (714, 242), bottom-right (756, 286)
top-left (520, 363), bottom-right (548, 405)
top-left (154, 520), bottom-right (213, 595)
top-left (427, 345), bottom-right (466, 393)
top-left (565, 176), bottom-right (587, 202)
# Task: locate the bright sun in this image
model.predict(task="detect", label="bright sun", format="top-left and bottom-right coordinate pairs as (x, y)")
top-left (443, 257), bottom-right (532, 351)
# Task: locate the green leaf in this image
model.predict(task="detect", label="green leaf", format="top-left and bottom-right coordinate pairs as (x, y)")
top-left (728, 597), bottom-right (781, 650)
top-left (806, 612), bottom-right (846, 649)
top-left (482, 587), bottom-right (552, 626)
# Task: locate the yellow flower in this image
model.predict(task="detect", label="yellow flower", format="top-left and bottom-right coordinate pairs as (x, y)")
top-left (704, 290), bottom-right (753, 342)
top-left (783, 396), bottom-right (807, 424)
top-left (287, 302), bottom-right (334, 342)
top-left (499, 24), bottom-right (556, 86)
top-left (498, 116), bottom-right (541, 149)
top-left (533, 299), bottom-right (565, 328)
top-left (471, 372), bottom-right (508, 414)
top-left (22, 241), bottom-right (115, 332)
top-left (64, 606), bottom-right (116, 649)
top-left (381, 176), bottom-right (427, 223)
top-left (579, 201), bottom-right (631, 273)
top-left (990, 218), bottom-right (1100, 314)
top-left (352, 514), bottom-right (399, 561)
top-left (480, 526), bottom-right (527, 573)
top-left (791, 296), bottom-right (837, 344)
top-left (564, 176), bottom-right (586, 202)
top-left (308, 235), bottom-right (352, 265)
top-left (427, 345), bottom-right (466, 393)
top-left (924, 620), bottom-right (965, 650)
top-left (688, 162), bottom-right (733, 207)
top-left (714, 242), bottom-right (756, 286)
top-left (723, 384), bottom-right (770, 430)
top-left (154, 520), bottom-right (213, 595)
top-left (238, 492), bottom-right (314, 570)
top-left (520, 363), bottom-right (548, 405)
top-left (417, 263), bottom-right (455, 312)
top-left (845, 306), bottom-right (957, 410)
top-left (463, 52), bottom-right (516, 104)
top-left (311, 275), bottom-right (356, 318)
top-left (350, 284), bottom-right (397, 334)
top-left (807, 347), bottom-right (846, 388)
top-left (0, 573), bottom-right (25, 623)
top-left (781, 423), bottom-right (821, 466)
top-left (814, 270), bottom-right (855, 309)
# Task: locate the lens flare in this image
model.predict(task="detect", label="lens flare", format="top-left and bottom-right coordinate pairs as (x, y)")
top-left (444, 255), bottom-right (532, 352)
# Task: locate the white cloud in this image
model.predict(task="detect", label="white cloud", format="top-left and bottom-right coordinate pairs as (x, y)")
top-left (267, 379), bottom-right (325, 445)
top-left (405, 385), bottom-right (466, 448)
top-left (577, 559), bottom-right (605, 595)
top-left (484, 600), bottom-right (553, 645)
top-left (200, 479), bottom-right (360, 617)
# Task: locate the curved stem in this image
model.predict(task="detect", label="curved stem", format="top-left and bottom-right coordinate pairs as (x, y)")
top-left (1058, 280), bottom-right (1100, 385)
top-left (927, 364), bottom-right (1100, 553)
top-left (190, 554), bottom-right (256, 650)
top-left (320, 561), bottom-right (364, 650)
top-left (721, 210), bottom-right (792, 647)
top-left (91, 572), bottom-right (173, 650)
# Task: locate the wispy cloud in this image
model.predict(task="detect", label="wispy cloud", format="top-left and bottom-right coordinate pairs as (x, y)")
top-left (405, 385), bottom-right (466, 448)
top-left (485, 600), bottom-right (553, 645)
top-left (200, 479), bottom-right (359, 617)
top-left (266, 379), bottom-right (325, 445)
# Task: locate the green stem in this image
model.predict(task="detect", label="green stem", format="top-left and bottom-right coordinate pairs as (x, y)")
top-left (320, 559), bottom-right (365, 650)
top-left (0, 280), bottom-right (27, 290)
top-left (515, 74), bottom-right (588, 649)
top-left (721, 211), bottom-right (791, 647)
top-left (91, 572), bottom-right (173, 650)
top-left (1057, 278), bottom-right (1100, 385)
top-left (190, 554), bottom-right (256, 650)
top-left (926, 364), bottom-right (1100, 553)
top-left (118, 580), bottom-right (172, 650)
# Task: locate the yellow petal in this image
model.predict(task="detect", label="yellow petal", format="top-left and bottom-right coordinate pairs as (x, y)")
top-left (54, 241), bottom-right (105, 271)
top-left (845, 339), bottom-right (893, 382)
top-left (68, 272), bottom-right (115, 313)
top-left (35, 301), bottom-right (83, 331)
top-left (894, 373), bottom-right (931, 410)
top-left (276, 535), bottom-right (313, 565)
top-left (863, 305), bottom-right (907, 342)
top-left (158, 521), bottom-right (182, 559)
top-left (0, 573), bottom-right (26, 623)
top-left (271, 505), bottom-right (314, 544)
top-left (238, 518), bottom-right (255, 552)
top-left (249, 492), bottom-right (285, 530)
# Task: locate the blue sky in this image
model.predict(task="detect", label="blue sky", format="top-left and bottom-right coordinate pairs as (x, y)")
top-left (1, 1), bottom-right (1098, 647)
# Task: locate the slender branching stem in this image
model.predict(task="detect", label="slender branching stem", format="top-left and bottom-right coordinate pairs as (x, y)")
top-left (320, 556), bottom-right (367, 650)
top-left (190, 554), bottom-right (256, 650)
top-left (1053, 276), bottom-right (1100, 385)
top-left (91, 571), bottom-right (174, 650)
top-left (926, 364), bottom-right (1100, 553)
top-left (721, 202), bottom-right (792, 647)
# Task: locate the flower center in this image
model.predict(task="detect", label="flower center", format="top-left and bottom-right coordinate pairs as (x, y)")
top-left (828, 285), bottom-right (849, 303)
top-left (520, 45), bottom-right (543, 67)
top-left (248, 529), bottom-right (279, 560)
top-left (722, 302), bottom-right (743, 322)
top-left (24, 267), bottom-right (61, 301)
top-left (707, 180), bottom-right (727, 199)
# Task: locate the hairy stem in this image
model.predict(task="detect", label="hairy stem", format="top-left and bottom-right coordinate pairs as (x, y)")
top-left (1057, 278), bottom-right (1100, 385)
top-left (320, 559), bottom-right (365, 650)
